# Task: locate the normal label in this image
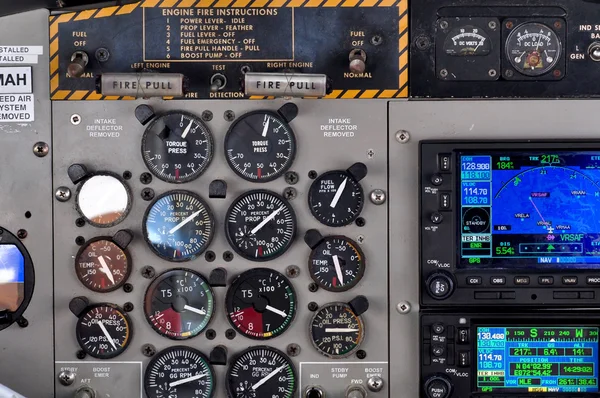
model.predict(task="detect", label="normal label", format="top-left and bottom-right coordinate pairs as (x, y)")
top-left (0, 67), bottom-right (32, 93)
top-left (0, 94), bottom-right (34, 122)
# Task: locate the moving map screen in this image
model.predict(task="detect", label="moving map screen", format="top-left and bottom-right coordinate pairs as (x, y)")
top-left (477, 326), bottom-right (599, 393)
top-left (0, 244), bottom-right (25, 312)
top-left (459, 151), bottom-right (600, 268)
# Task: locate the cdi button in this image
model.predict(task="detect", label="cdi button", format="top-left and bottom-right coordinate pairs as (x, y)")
top-left (466, 276), bottom-right (482, 285)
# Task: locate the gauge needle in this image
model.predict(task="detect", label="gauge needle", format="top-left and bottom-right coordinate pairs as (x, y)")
top-left (98, 256), bottom-right (115, 285)
top-left (261, 117), bottom-right (270, 137)
top-left (98, 321), bottom-right (117, 350)
top-left (169, 210), bottom-right (202, 234)
top-left (516, 51), bottom-right (527, 63)
top-left (184, 305), bottom-right (207, 316)
top-left (265, 305), bottom-right (287, 318)
top-left (332, 255), bottom-right (344, 285)
top-left (169, 373), bottom-right (206, 388)
top-left (330, 178), bottom-right (348, 208)
top-left (251, 365), bottom-right (286, 391)
top-left (251, 206), bottom-right (283, 235)
top-left (325, 328), bottom-right (359, 333)
top-left (181, 119), bottom-right (194, 139)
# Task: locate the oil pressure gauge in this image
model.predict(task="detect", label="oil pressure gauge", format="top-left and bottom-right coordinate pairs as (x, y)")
top-left (506, 22), bottom-right (562, 76)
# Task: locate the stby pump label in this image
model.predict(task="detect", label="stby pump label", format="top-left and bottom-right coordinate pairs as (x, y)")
top-left (0, 67), bottom-right (32, 93)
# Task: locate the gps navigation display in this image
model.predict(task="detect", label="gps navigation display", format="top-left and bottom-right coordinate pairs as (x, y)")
top-left (0, 244), bottom-right (25, 312)
top-left (459, 151), bottom-right (600, 268)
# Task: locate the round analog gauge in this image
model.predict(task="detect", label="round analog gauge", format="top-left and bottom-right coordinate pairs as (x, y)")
top-left (308, 164), bottom-right (366, 227)
top-left (308, 234), bottom-right (365, 292)
top-left (143, 190), bottom-right (215, 262)
top-left (226, 346), bottom-right (297, 398)
top-left (225, 268), bottom-right (296, 340)
top-left (506, 22), bottom-right (561, 76)
top-left (145, 346), bottom-right (216, 398)
top-left (225, 190), bottom-right (296, 261)
top-left (142, 111), bottom-right (214, 183)
top-left (76, 173), bottom-right (131, 227)
top-left (74, 237), bottom-right (131, 292)
top-left (144, 269), bottom-right (215, 340)
top-left (444, 25), bottom-right (492, 56)
top-left (224, 111), bottom-right (296, 182)
top-left (310, 302), bottom-right (365, 358)
top-left (76, 303), bottom-right (132, 359)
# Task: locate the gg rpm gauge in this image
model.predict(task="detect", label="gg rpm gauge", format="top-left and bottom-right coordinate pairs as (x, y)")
top-left (444, 25), bottom-right (492, 56)
top-left (506, 22), bottom-right (561, 76)
top-left (225, 190), bottom-right (296, 261)
top-left (226, 268), bottom-right (296, 340)
top-left (145, 346), bottom-right (216, 398)
top-left (144, 269), bottom-right (215, 340)
top-left (224, 105), bottom-right (297, 182)
top-left (142, 111), bottom-right (214, 183)
top-left (76, 303), bottom-right (132, 359)
top-left (143, 190), bottom-right (215, 262)
top-left (226, 346), bottom-right (297, 398)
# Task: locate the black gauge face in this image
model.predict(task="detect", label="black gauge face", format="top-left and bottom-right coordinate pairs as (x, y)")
top-left (226, 346), bottom-right (297, 398)
top-left (226, 268), bottom-right (296, 340)
top-left (308, 170), bottom-right (364, 227)
top-left (506, 22), bottom-right (561, 76)
top-left (143, 190), bottom-right (215, 262)
top-left (308, 236), bottom-right (365, 292)
top-left (76, 304), bottom-right (132, 359)
top-left (145, 346), bottom-right (216, 398)
top-left (444, 25), bottom-right (492, 56)
top-left (142, 111), bottom-right (214, 183)
top-left (310, 303), bottom-right (365, 358)
top-left (224, 111), bottom-right (296, 182)
top-left (225, 190), bottom-right (296, 261)
top-left (76, 173), bottom-right (131, 228)
top-left (144, 269), bottom-right (215, 340)
top-left (74, 238), bottom-right (131, 293)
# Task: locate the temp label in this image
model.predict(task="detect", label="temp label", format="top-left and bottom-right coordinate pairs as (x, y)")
top-left (143, 8), bottom-right (293, 62)
top-left (0, 94), bottom-right (34, 122)
top-left (0, 67), bottom-right (32, 93)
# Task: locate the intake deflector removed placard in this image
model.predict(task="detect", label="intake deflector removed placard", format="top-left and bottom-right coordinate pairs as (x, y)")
top-left (49, 0), bottom-right (408, 100)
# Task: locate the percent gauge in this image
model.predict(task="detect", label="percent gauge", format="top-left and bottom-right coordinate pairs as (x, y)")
top-left (224, 104), bottom-right (298, 182)
top-left (145, 346), bottom-right (216, 398)
top-left (143, 190), bottom-right (215, 262)
top-left (226, 268), bottom-right (296, 340)
top-left (308, 163), bottom-right (367, 227)
top-left (75, 303), bottom-right (132, 359)
top-left (225, 190), bottom-right (296, 261)
top-left (145, 269), bottom-right (215, 339)
top-left (141, 111), bottom-right (214, 183)
top-left (304, 230), bottom-right (365, 292)
top-left (226, 346), bottom-right (297, 398)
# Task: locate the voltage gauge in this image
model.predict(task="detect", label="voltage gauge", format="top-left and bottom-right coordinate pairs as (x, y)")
top-left (143, 190), bottom-right (215, 262)
top-left (226, 268), bottom-right (296, 340)
top-left (141, 111), bottom-right (214, 183)
top-left (226, 346), bottom-right (297, 398)
top-left (145, 346), bottom-right (216, 398)
top-left (225, 190), bottom-right (296, 261)
top-left (444, 25), bottom-right (492, 56)
top-left (75, 303), bottom-right (132, 359)
top-left (304, 229), bottom-right (365, 292)
top-left (506, 22), bottom-right (561, 76)
top-left (74, 230), bottom-right (133, 293)
top-left (224, 104), bottom-right (298, 182)
top-left (144, 269), bottom-right (215, 340)
top-left (310, 297), bottom-right (369, 358)
top-left (308, 162), bottom-right (367, 227)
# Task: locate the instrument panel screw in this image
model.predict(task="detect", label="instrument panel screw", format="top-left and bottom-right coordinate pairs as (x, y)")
top-left (75, 236), bottom-right (85, 246)
top-left (286, 265), bottom-right (300, 278)
top-left (70, 114), bottom-right (81, 125)
top-left (488, 69), bottom-right (497, 77)
top-left (224, 110), bottom-right (235, 122)
top-left (554, 20), bottom-right (562, 29)
top-left (308, 302), bottom-right (319, 311)
top-left (55, 187), bottom-right (72, 202)
top-left (58, 370), bottom-right (75, 386)
top-left (367, 149), bottom-right (375, 159)
top-left (75, 218), bottom-right (85, 227)
top-left (140, 172), bottom-right (152, 185)
top-left (370, 189), bottom-right (387, 205)
top-left (357, 235), bottom-right (365, 244)
top-left (76, 350), bottom-right (87, 360)
top-left (505, 69), bottom-right (514, 78)
top-left (142, 344), bottom-right (156, 357)
top-left (206, 329), bottom-right (216, 340)
top-left (370, 35), bottom-right (383, 46)
top-left (205, 251), bottom-right (216, 262)
top-left (283, 187), bottom-right (297, 200)
top-left (308, 283), bottom-right (319, 292)
top-left (33, 141), bottom-right (49, 157)
top-left (141, 266), bottom-right (156, 279)
top-left (225, 329), bottom-right (237, 340)
top-left (123, 284), bottom-right (134, 294)
top-left (439, 69), bottom-right (449, 78)
top-left (396, 301), bottom-right (411, 314)
top-left (16, 317), bottom-right (28, 328)
top-left (95, 47), bottom-right (110, 63)
top-left (287, 343), bottom-right (301, 357)
top-left (368, 376), bottom-right (385, 392)
top-left (439, 20), bottom-right (449, 29)
top-left (488, 21), bottom-right (497, 30)
top-left (395, 130), bottom-right (410, 143)
top-left (17, 229), bottom-right (27, 239)
top-left (415, 35), bottom-right (431, 51)
top-left (356, 350), bottom-right (367, 359)
top-left (122, 170), bottom-right (132, 180)
top-left (141, 188), bottom-right (155, 201)
top-left (284, 171), bottom-right (299, 185)
top-left (202, 110), bottom-right (213, 122)
top-left (355, 217), bottom-right (366, 227)
top-left (553, 69), bottom-right (562, 78)
top-left (123, 302), bottom-right (134, 312)
top-left (308, 170), bottom-right (318, 179)
top-left (505, 21), bottom-right (514, 29)
top-left (223, 251), bottom-right (234, 262)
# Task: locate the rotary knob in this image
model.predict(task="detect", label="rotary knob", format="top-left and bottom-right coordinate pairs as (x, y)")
top-left (424, 375), bottom-right (452, 398)
top-left (426, 272), bottom-right (454, 300)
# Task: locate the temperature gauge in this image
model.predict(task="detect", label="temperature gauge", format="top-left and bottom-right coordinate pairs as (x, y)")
top-left (505, 22), bottom-right (562, 76)
top-left (75, 303), bottom-right (132, 359)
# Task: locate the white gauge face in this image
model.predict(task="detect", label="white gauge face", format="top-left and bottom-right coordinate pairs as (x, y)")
top-left (77, 174), bottom-right (130, 227)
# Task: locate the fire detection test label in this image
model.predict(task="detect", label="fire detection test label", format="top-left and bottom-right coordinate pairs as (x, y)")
top-left (0, 67), bottom-right (32, 93)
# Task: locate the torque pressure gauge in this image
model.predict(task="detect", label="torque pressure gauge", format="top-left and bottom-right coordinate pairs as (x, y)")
top-left (225, 190), bottom-right (297, 261)
top-left (144, 269), bottom-right (215, 339)
top-left (142, 111), bottom-right (214, 183)
top-left (224, 104), bottom-right (298, 182)
top-left (310, 297), bottom-right (369, 358)
top-left (226, 346), bottom-right (297, 398)
top-left (75, 303), bottom-right (132, 359)
top-left (304, 229), bottom-right (365, 292)
top-left (308, 163), bottom-right (367, 227)
top-left (226, 268), bottom-right (296, 340)
top-left (145, 346), bottom-right (216, 398)
top-left (143, 190), bottom-right (215, 262)
top-left (506, 22), bottom-right (561, 76)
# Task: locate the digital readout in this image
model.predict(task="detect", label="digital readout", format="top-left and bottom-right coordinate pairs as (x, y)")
top-left (477, 326), bottom-right (599, 393)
